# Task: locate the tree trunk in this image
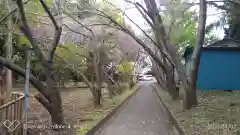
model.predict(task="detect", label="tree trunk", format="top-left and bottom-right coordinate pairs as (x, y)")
top-left (40, 61), bottom-right (64, 125)
top-left (144, 0), bottom-right (179, 98)
top-left (183, 81), bottom-right (198, 109)
top-left (143, 0), bottom-right (187, 86)
top-left (0, 69), bottom-right (6, 105)
top-left (183, 0), bottom-right (207, 109)
top-left (93, 50), bottom-right (102, 106)
top-left (165, 65), bottom-right (178, 100)
top-left (152, 60), bottom-right (167, 89)
top-left (5, 0), bottom-right (13, 98)
top-left (129, 80), bottom-right (135, 89)
top-left (35, 92), bottom-right (63, 125)
top-left (36, 83), bottom-right (64, 126)
top-left (47, 89), bottom-right (64, 126)
top-left (93, 87), bottom-right (101, 106)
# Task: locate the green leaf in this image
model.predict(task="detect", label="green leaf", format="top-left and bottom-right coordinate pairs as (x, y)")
top-left (17, 35), bottom-right (32, 48)
top-left (55, 44), bottom-right (87, 69)
top-left (117, 61), bottom-right (133, 74)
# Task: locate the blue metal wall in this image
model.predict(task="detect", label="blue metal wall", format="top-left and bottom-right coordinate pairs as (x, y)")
top-left (197, 49), bottom-right (240, 90)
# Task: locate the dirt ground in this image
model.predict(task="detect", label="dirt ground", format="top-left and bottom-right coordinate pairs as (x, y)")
top-left (24, 87), bottom-right (134, 135)
top-left (153, 83), bottom-right (240, 135)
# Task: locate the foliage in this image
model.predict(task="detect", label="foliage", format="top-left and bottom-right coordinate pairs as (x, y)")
top-left (160, 0), bottom-right (199, 58)
top-left (56, 44), bottom-right (86, 66)
top-left (54, 44), bottom-right (87, 81)
top-left (97, 0), bottom-right (124, 26)
top-left (170, 11), bottom-right (198, 48)
top-left (17, 35), bottom-right (32, 48)
top-left (224, 0), bottom-right (240, 40)
top-left (162, 1), bottom-right (219, 57)
top-left (116, 61), bottom-right (133, 83)
top-left (204, 34), bottom-right (219, 45)
top-left (116, 61), bottom-right (133, 74)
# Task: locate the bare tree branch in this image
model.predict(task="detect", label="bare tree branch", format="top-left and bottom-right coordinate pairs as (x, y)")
top-left (118, 2), bottom-right (176, 70)
top-left (39, 0), bottom-right (59, 29)
top-left (99, 1), bottom-right (160, 54)
top-left (103, 70), bottom-right (120, 88)
top-left (63, 24), bottom-right (92, 38)
top-left (85, 23), bottom-right (124, 32)
top-left (135, 2), bottom-right (155, 29)
top-left (38, 0), bottom-right (62, 61)
top-left (16, 0), bottom-right (46, 62)
top-left (124, 0), bottom-right (154, 28)
top-left (95, 9), bottom-right (167, 72)
top-left (107, 1), bottom-right (175, 68)
top-left (61, 8), bottom-right (94, 36)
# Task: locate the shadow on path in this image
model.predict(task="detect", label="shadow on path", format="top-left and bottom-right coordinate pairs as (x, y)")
top-left (94, 82), bottom-right (178, 135)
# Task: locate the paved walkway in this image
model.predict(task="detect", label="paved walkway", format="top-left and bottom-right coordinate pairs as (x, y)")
top-left (94, 82), bottom-right (177, 135)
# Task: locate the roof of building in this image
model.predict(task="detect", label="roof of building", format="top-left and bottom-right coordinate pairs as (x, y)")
top-left (182, 38), bottom-right (240, 58)
top-left (205, 38), bottom-right (240, 48)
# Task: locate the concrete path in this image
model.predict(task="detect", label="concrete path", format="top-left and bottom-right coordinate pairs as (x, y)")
top-left (94, 82), bottom-right (177, 135)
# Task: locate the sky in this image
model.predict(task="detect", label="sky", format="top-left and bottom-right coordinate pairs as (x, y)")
top-left (114, 0), bottom-right (225, 38)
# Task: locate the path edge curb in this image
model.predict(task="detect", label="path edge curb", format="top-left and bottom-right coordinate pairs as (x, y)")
top-left (151, 84), bottom-right (186, 135)
top-left (85, 83), bottom-right (141, 135)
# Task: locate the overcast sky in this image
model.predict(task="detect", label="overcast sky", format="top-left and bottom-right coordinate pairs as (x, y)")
top-left (114, 0), bottom-right (225, 38)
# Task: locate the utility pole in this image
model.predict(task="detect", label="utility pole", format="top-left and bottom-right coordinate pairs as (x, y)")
top-left (5, 0), bottom-right (13, 98)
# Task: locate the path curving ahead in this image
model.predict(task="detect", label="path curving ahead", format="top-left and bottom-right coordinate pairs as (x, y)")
top-left (94, 82), bottom-right (178, 135)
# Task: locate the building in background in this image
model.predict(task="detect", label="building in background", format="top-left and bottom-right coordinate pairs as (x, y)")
top-left (183, 39), bottom-right (240, 91)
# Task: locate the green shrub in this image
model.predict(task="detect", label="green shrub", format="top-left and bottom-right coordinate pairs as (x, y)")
top-left (118, 83), bottom-right (129, 94)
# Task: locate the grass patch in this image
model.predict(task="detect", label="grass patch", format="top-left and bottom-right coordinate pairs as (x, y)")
top-left (76, 110), bottom-right (106, 135)
top-left (153, 83), bottom-right (240, 135)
